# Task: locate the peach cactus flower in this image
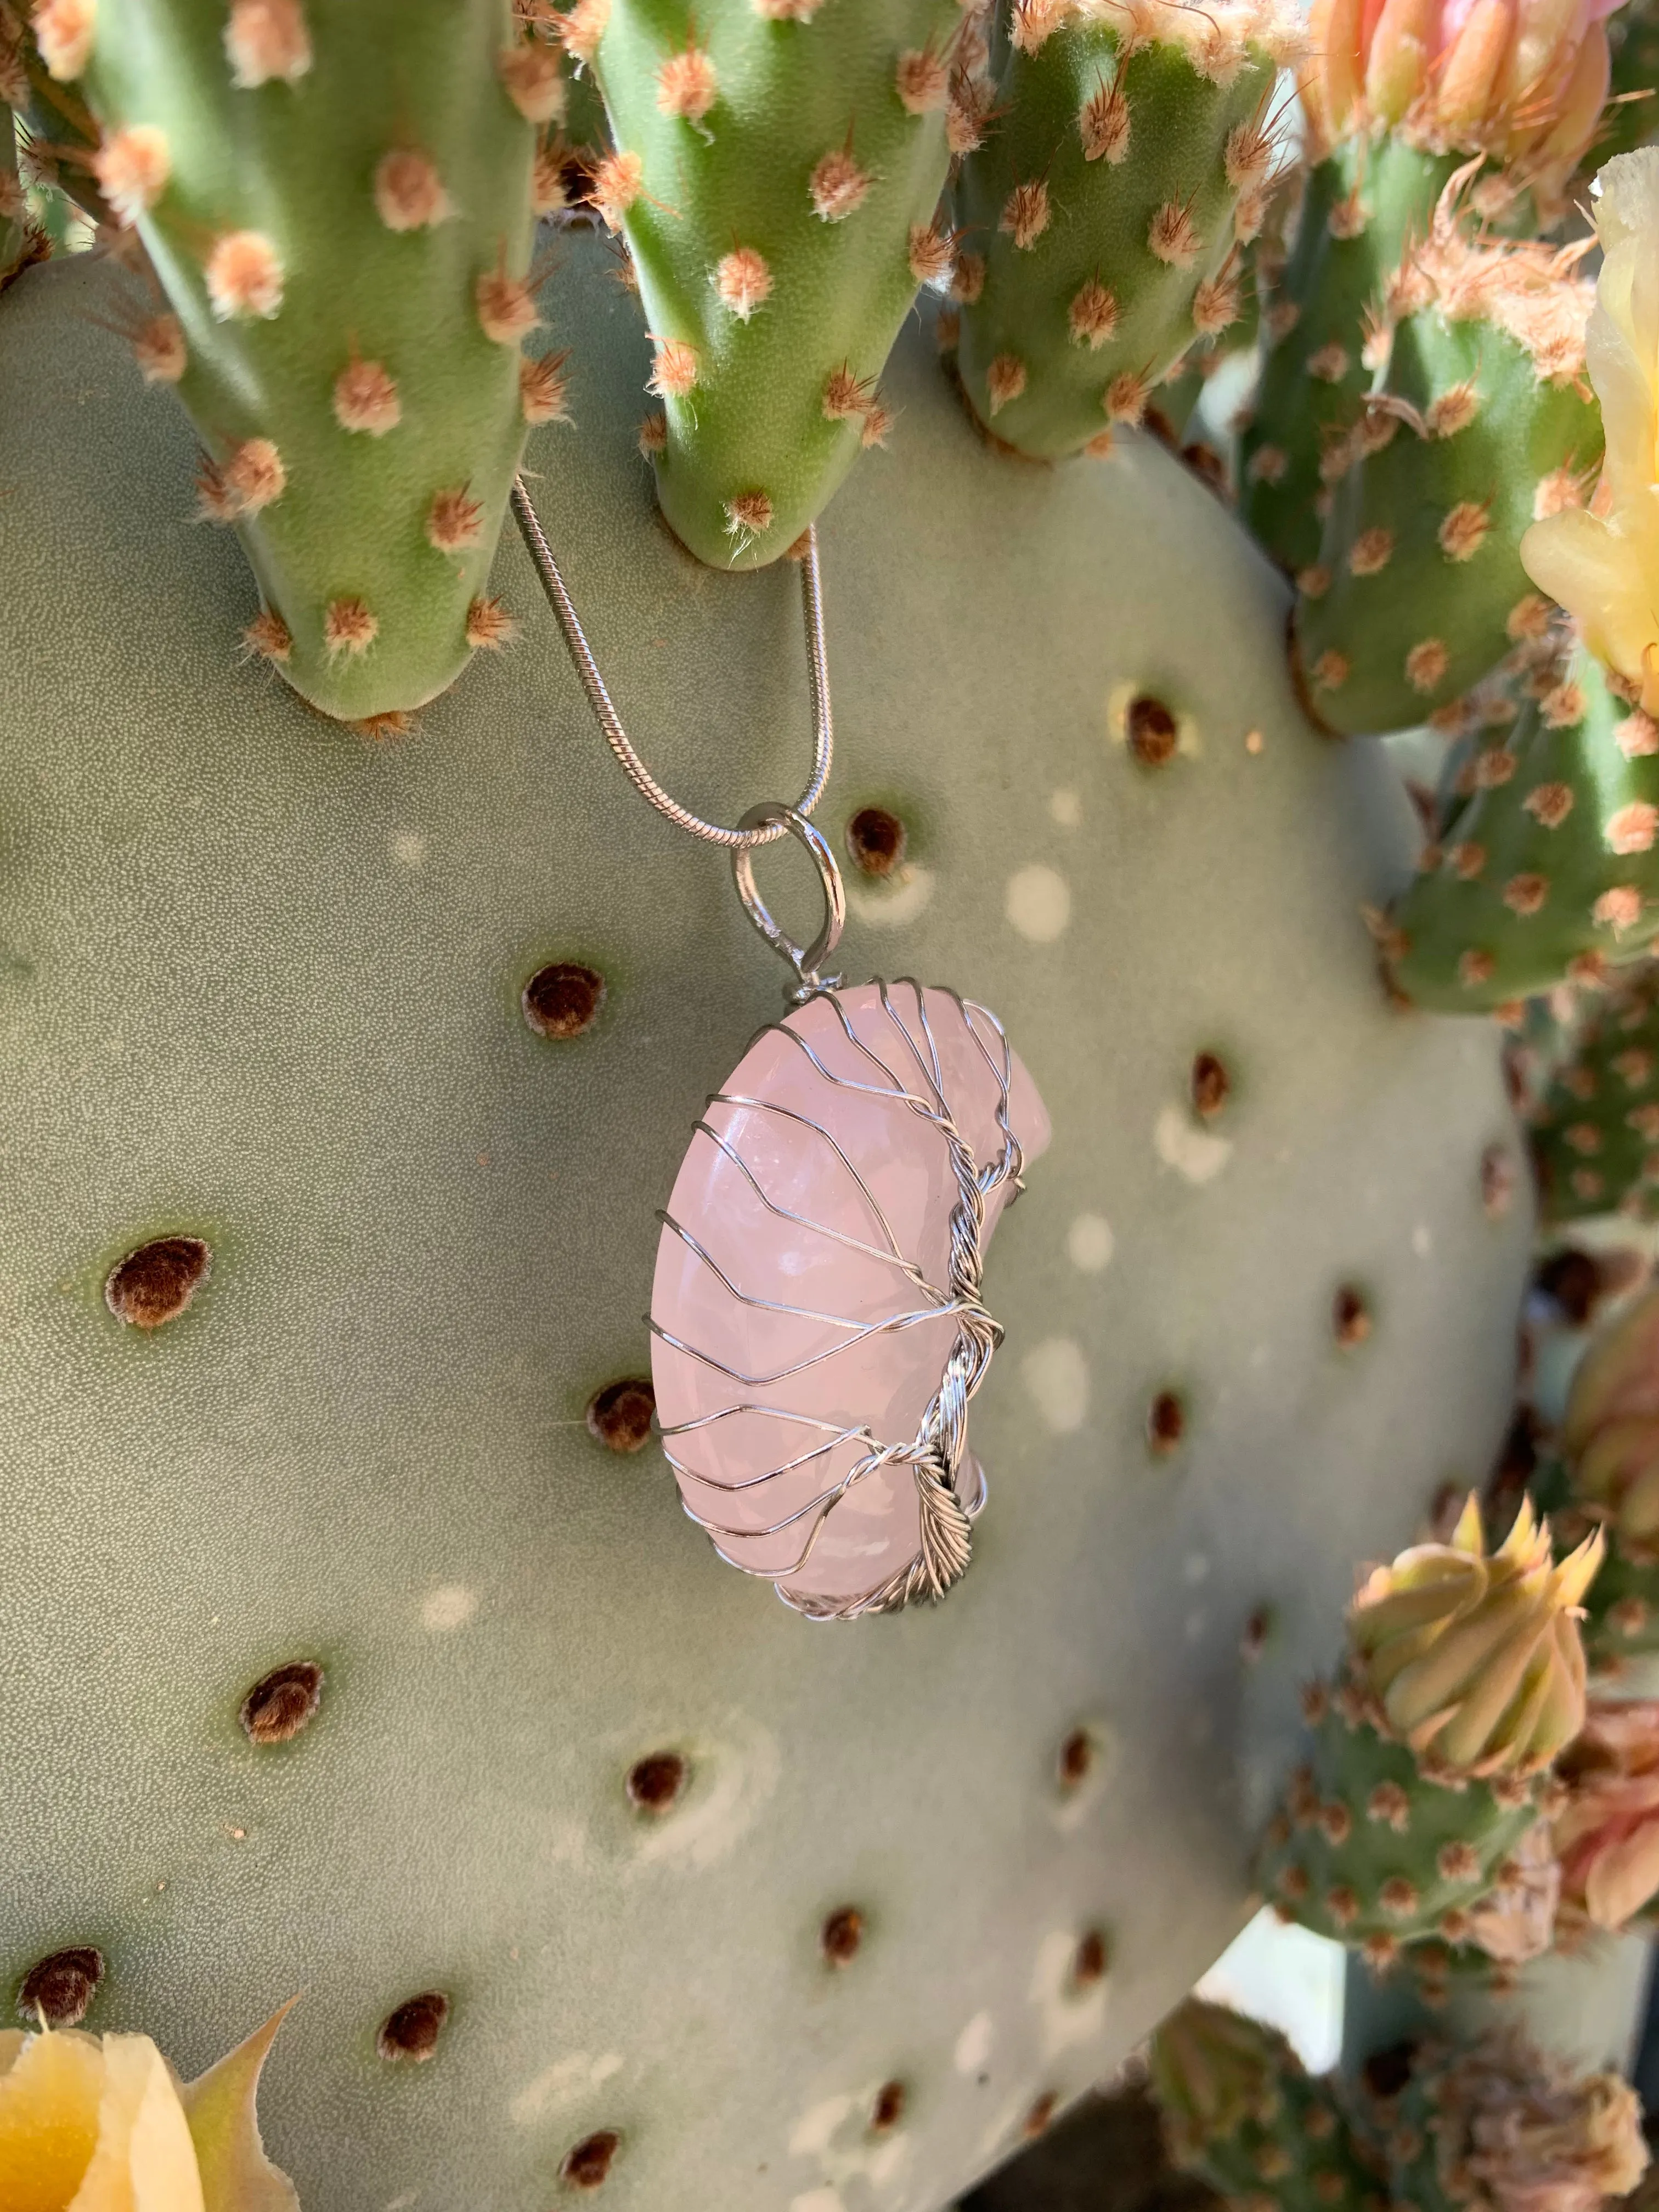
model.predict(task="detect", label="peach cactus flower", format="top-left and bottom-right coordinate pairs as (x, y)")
top-left (1554, 1700), bottom-right (1659, 1931)
top-left (1523, 155), bottom-right (1659, 713)
top-left (0, 2007), bottom-right (297, 2212)
top-left (1425, 2029), bottom-right (1648, 2212)
top-left (1305, 0), bottom-right (1622, 192)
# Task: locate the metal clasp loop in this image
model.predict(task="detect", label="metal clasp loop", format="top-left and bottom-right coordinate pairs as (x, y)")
top-left (731, 804), bottom-right (847, 1001)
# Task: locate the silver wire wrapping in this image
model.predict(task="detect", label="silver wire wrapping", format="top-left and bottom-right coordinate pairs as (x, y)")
top-left (651, 979), bottom-right (1036, 1620)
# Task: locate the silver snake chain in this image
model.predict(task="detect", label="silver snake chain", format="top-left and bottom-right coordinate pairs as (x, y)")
top-left (510, 477), bottom-right (833, 850)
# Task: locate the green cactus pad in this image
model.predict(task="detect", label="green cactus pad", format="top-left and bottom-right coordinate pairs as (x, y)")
top-left (0, 232), bottom-right (1536, 2212)
top-left (1240, 140), bottom-right (1457, 581)
top-left (1390, 656), bottom-right (1659, 1012)
top-left (55, 0), bottom-right (544, 722)
top-left (1149, 1999), bottom-right (1385, 2212)
top-left (591, 0), bottom-right (958, 568)
top-left (1294, 223), bottom-right (1600, 740)
top-left (1529, 969), bottom-right (1659, 1224)
top-left (1256, 1679), bottom-right (1541, 1957)
top-left (951, 0), bottom-right (1291, 458)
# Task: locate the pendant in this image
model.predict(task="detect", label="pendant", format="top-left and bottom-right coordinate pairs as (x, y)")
top-left (650, 806), bottom-right (1050, 1618)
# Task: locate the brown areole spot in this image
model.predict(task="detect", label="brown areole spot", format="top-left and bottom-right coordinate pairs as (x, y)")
top-left (586, 1379), bottom-right (655, 1453)
top-left (240, 1661), bottom-right (324, 1745)
top-left (19, 1948), bottom-right (103, 2028)
top-left (377, 1990), bottom-right (449, 2061)
top-left (105, 1236), bottom-right (210, 1328)
top-left (523, 962), bottom-right (606, 1040)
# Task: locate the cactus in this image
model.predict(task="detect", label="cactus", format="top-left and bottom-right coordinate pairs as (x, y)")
top-left (1520, 151), bottom-right (1659, 721)
top-left (40, 0), bottom-right (550, 724)
top-left (1241, 140), bottom-right (1457, 581)
top-left (1149, 1999), bottom-right (1384, 2212)
top-left (949, 0), bottom-right (1295, 459)
top-left (1551, 1699), bottom-right (1659, 1938)
top-left (1365, 2028), bottom-right (1647, 2212)
top-left (0, 214), bottom-right (1542, 2210)
top-left (1256, 1497), bottom-right (1598, 1962)
top-left (0, 2006), bottom-right (296, 2212)
top-left (1530, 1287), bottom-right (1659, 1668)
top-left (588, 0), bottom-right (961, 567)
top-left (1389, 654), bottom-right (1659, 1012)
top-left (1530, 967), bottom-right (1659, 1223)
top-left (1293, 191), bottom-right (1600, 740)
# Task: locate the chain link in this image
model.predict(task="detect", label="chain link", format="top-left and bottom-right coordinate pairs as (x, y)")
top-left (510, 477), bottom-right (833, 850)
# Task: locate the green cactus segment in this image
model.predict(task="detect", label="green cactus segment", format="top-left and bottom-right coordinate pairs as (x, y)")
top-left (1370, 2032), bottom-right (1649, 2212)
top-left (951, 3), bottom-right (1288, 459)
top-left (1294, 238), bottom-right (1600, 739)
top-left (1256, 1688), bottom-right (1539, 1956)
top-left (1530, 970), bottom-right (1659, 1224)
top-left (1390, 656), bottom-right (1659, 1012)
top-left (55, 0), bottom-right (543, 721)
top-left (1150, 2000), bottom-right (1384, 2212)
top-left (1240, 140), bottom-right (1457, 580)
top-left (591, 0), bottom-right (960, 569)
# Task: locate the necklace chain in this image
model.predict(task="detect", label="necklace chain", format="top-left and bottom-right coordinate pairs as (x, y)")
top-left (510, 477), bottom-right (834, 851)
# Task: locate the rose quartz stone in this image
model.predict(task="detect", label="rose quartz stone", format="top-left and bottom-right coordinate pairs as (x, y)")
top-left (651, 982), bottom-right (1050, 1613)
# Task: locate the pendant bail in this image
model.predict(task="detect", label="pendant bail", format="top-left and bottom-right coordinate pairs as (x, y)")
top-left (730, 803), bottom-right (847, 1001)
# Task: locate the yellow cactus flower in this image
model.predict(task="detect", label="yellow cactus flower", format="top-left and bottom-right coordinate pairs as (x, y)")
top-left (1523, 154), bottom-right (1659, 713)
top-left (1348, 1494), bottom-right (1601, 1778)
top-left (0, 2008), bottom-right (297, 2212)
top-left (0, 2030), bottom-right (204, 2212)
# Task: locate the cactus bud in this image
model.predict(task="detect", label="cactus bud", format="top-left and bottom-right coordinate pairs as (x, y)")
top-left (1351, 1496), bottom-right (1600, 1779)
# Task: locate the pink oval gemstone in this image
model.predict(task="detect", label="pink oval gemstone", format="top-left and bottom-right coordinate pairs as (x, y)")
top-left (651, 981), bottom-right (1051, 1616)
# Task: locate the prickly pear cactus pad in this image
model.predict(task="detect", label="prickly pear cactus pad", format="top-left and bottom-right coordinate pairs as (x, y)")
top-left (1390, 656), bottom-right (1659, 1012)
top-left (1294, 201), bottom-right (1600, 741)
top-left (49, 0), bottom-right (545, 724)
top-left (1240, 140), bottom-right (1457, 583)
top-left (0, 234), bottom-right (1533, 2212)
top-left (1150, 1999), bottom-right (1384, 2212)
top-left (951, 0), bottom-right (1295, 458)
top-left (590, 0), bottom-right (960, 568)
top-left (1531, 968), bottom-right (1659, 1223)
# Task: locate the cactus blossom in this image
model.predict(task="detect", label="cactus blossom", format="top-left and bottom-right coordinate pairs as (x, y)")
top-left (1523, 154), bottom-right (1659, 711)
top-left (1553, 1700), bottom-right (1659, 1932)
top-left (1349, 1494), bottom-right (1601, 1779)
top-left (1398, 2030), bottom-right (1647, 2212)
top-left (1304, 0), bottom-right (1621, 198)
top-left (0, 2009), bottom-right (298, 2212)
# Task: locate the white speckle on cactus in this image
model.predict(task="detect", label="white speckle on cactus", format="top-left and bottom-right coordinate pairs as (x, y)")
top-left (1029, 1928), bottom-right (1110, 2059)
top-left (626, 1712), bottom-right (780, 1871)
top-left (390, 831), bottom-right (426, 870)
top-left (954, 2011), bottom-right (995, 2074)
top-left (1022, 1337), bottom-right (1090, 1434)
top-left (1049, 787), bottom-right (1081, 827)
top-left (847, 865), bottom-right (934, 926)
top-left (1184, 1552), bottom-right (1211, 1585)
top-left (1184, 1610), bottom-right (1207, 1643)
top-left (1154, 1103), bottom-right (1232, 1186)
top-left (1413, 1223), bottom-right (1433, 1257)
top-left (420, 1583), bottom-right (477, 1630)
top-left (788, 2190), bottom-right (845, 2212)
top-left (1005, 863), bottom-right (1070, 942)
top-left (510, 2050), bottom-right (625, 2128)
top-left (788, 2097), bottom-right (854, 2157)
top-left (1066, 1213), bottom-right (1115, 1273)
